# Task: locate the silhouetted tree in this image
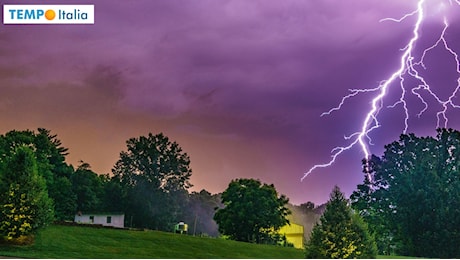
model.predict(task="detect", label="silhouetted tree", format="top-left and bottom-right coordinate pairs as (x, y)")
top-left (300, 202), bottom-right (315, 213)
top-left (112, 133), bottom-right (192, 230)
top-left (351, 128), bottom-right (460, 258)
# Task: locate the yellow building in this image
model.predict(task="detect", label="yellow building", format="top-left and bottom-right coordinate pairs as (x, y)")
top-left (278, 222), bottom-right (304, 249)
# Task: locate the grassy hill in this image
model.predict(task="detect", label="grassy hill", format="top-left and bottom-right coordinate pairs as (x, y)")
top-left (0, 225), bottom-right (304, 258)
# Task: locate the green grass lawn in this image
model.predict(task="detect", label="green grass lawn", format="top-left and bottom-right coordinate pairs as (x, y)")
top-left (0, 225), bottom-right (304, 258)
top-left (377, 255), bottom-right (422, 259)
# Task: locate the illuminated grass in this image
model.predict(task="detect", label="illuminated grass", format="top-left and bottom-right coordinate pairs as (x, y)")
top-left (0, 225), bottom-right (304, 258)
top-left (0, 225), bottom-right (423, 258)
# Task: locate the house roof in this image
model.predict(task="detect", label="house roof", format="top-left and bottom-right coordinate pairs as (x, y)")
top-left (75, 212), bottom-right (124, 216)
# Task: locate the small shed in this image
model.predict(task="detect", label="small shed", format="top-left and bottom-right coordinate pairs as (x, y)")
top-left (174, 221), bottom-right (188, 234)
top-left (74, 212), bottom-right (125, 228)
top-left (278, 222), bottom-right (304, 249)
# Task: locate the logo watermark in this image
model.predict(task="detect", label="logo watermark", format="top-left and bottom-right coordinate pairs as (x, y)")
top-left (3, 4), bottom-right (94, 24)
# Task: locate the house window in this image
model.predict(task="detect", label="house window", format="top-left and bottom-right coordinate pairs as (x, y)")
top-left (89, 216), bottom-right (94, 223)
top-left (107, 216), bottom-right (112, 224)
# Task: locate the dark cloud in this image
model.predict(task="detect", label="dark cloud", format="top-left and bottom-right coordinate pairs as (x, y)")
top-left (1, 0), bottom-right (460, 204)
top-left (84, 65), bottom-right (125, 99)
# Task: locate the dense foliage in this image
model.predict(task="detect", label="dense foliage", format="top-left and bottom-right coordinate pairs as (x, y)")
top-left (305, 186), bottom-right (377, 259)
top-left (0, 129), bottom-right (75, 220)
top-left (0, 129), bottom-right (207, 237)
top-left (351, 128), bottom-right (460, 258)
top-left (0, 127), bottom-right (355, 248)
top-left (0, 146), bottom-right (54, 242)
top-left (112, 133), bottom-right (193, 231)
top-left (71, 162), bottom-right (106, 212)
top-left (214, 178), bottom-right (290, 244)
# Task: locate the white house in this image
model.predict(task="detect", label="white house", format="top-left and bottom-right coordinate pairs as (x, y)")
top-left (74, 212), bottom-right (125, 228)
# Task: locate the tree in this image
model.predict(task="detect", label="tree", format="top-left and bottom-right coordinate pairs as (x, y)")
top-left (71, 161), bottom-right (105, 212)
top-left (112, 133), bottom-right (192, 230)
top-left (287, 202), bottom-right (322, 242)
top-left (213, 178), bottom-right (290, 244)
top-left (351, 128), bottom-right (460, 258)
top-left (305, 186), bottom-right (377, 259)
top-left (49, 176), bottom-right (76, 221)
top-left (350, 156), bottom-right (396, 256)
top-left (300, 201), bottom-right (315, 212)
top-left (182, 189), bottom-right (222, 237)
top-left (0, 146), bottom-right (54, 243)
top-left (35, 129), bottom-right (76, 220)
top-left (0, 129), bottom-right (76, 220)
top-left (112, 133), bottom-right (192, 192)
top-left (100, 174), bottom-right (125, 213)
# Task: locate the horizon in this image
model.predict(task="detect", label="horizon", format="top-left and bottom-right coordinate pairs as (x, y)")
top-left (2, 0), bottom-right (460, 206)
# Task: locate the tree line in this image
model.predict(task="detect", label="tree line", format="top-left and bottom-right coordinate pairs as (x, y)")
top-left (351, 128), bottom-right (460, 258)
top-left (0, 129), bottom-right (222, 242)
top-left (303, 128), bottom-right (460, 258)
top-left (213, 128), bottom-right (460, 258)
top-left (0, 128), bottom-right (350, 252)
top-left (1, 127), bottom-right (460, 259)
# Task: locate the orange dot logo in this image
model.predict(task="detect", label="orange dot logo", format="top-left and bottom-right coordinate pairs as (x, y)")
top-left (45, 9), bottom-right (55, 20)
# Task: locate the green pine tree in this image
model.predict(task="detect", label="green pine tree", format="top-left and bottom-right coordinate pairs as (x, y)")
top-left (305, 186), bottom-right (377, 259)
top-left (0, 146), bottom-right (54, 244)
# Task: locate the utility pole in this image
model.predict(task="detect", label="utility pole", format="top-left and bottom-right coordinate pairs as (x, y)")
top-left (193, 214), bottom-right (197, 236)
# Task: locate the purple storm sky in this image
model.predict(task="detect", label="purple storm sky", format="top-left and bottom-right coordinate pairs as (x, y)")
top-left (2, 0), bottom-right (460, 205)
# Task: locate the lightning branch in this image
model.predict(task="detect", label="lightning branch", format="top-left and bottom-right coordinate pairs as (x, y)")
top-left (302, 0), bottom-right (460, 181)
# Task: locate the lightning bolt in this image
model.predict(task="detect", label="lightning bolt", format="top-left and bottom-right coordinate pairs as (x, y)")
top-left (302, 0), bottom-right (460, 181)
